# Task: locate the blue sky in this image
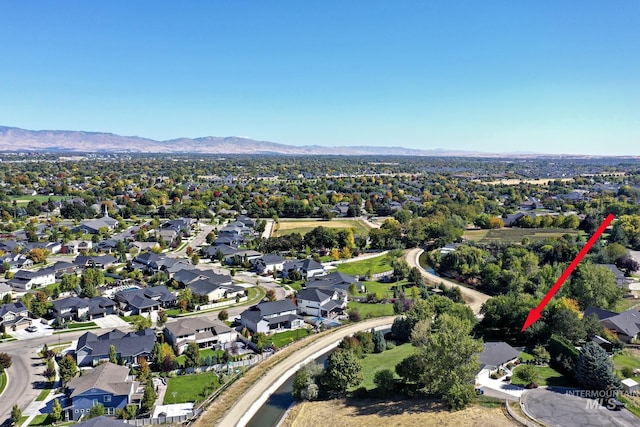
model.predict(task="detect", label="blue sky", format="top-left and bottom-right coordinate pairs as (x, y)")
top-left (1, 1), bottom-right (638, 155)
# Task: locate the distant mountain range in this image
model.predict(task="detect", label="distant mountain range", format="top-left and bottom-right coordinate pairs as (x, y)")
top-left (0, 125), bottom-right (628, 158)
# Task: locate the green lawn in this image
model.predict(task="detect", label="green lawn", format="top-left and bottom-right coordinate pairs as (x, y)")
top-left (67, 321), bottom-right (97, 329)
top-left (615, 297), bottom-right (640, 313)
top-left (464, 228), bottom-right (580, 244)
top-left (164, 372), bottom-right (220, 404)
top-left (28, 414), bottom-right (51, 427)
top-left (613, 351), bottom-right (640, 382)
top-left (350, 343), bottom-right (415, 391)
top-left (175, 348), bottom-right (225, 367)
top-left (348, 301), bottom-right (394, 318)
top-left (356, 279), bottom-right (411, 298)
top-left (336, 254), bottom-right (396, 276)
top-left (272, 218), bottom-right (371, 238)
top-left (35, 382), bottom-right (54, 401)
top-left (0, 370), bottom-right (7, 396)
top-left (8, 195), bottom-right (64, 206)
top-left (511, 365), bottom-right (575, 387)
top-left (518, 352), bottom-right (535, 362)
top-left (267, 329), bottom-right (312, 348)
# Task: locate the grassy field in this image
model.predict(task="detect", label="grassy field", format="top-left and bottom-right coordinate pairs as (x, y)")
top-left (614, 350), bottom-right (640, 382)
top-left (352, 343), bottom-right (415, 391)
top-left (336, 254), bottom-right (395, 276)
top-left (356, 279), bottom-right (413, 299)
top-left (8, 195), bottom-right (65, 206)
top-left (164, 371), bottom-right (220, 404)
top-left (282, 399), bottom-right (517, 427)
top-left (511, 365), bottom-right (575, 387)
top-left (272, 218), bottom-right (371, 237)
top-left (348, 302), bottom-right (394, 318)
top-left (464, 228), bottom-right (580, 244)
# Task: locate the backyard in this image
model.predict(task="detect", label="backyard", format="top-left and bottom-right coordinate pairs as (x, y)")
top-left (164, 371), bottom-right (221, 404)
top-left (336, 254), bottom-right (395, 276)
top-left (267, 328), bottom-right (313, 348)
top-left (613, 349), bottom-right (640, 382)
top-left (511, 364), bottom-right (575, 387)
top-left (348, 301), bottom-right (394, 318)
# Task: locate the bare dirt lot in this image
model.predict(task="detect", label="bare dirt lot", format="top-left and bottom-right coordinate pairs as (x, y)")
top-left (281, 398), bottom-right (517, 427)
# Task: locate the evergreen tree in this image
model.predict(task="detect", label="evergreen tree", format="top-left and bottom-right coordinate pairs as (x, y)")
top-left (11, 404), bottom-right (21, 425)
top-left (109, 344), bottom-right (118, 364)
top-left (574, 342), bottom-right (620, 390)
top-left (50, 398), bottom-right (63, 422)
top-left (58, 355), bottom-right (78, 385)
top-left (141, 380), bottom-right (157, 413)
top-left (183, 342), bottom-right (201, 368)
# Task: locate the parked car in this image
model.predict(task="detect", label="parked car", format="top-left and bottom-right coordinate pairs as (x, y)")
top-left (26, 325), bottom-right (38, 332)
top-left (608, 398), bottom-right (625, 411)
top-left (475, 387), bottom-right (485, 395)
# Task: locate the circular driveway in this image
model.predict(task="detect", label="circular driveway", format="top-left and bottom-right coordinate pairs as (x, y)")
top-left (523, 387), bottom-right (638, 427)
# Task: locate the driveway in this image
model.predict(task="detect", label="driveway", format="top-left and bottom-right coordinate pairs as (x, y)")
top-left (10, 323), bottom-right (53, 340)
top-left (523, 387), bottom-right (639, 427)
top-left (92, 314), bottom-right (130, 329)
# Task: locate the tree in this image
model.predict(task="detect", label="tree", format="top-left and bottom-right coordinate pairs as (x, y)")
top-left (408, 267), bottom-right (424, 286)
top-left (191, 253), bottom-right (200, 265)
top-left (567, 263), bottom-right (623, 310)
top-left (58, 355), bottom-right (78, 385)
top-left (0, 352), bottom-right (13, 370)
top-left (330, 247), bottom-right (341, 261)
top-left (11, 404), bottom-right (21, 425)
top-left (151, 342), bottom-right (175, 370)
top-left (28, 248), bottom-right (47, 264)
top-left (514, 365), bottom-right (538, 386)
top-left (373, 368), bottom-right (395, 396)
top-left (87, 403), bottom-right (105, 419)
top-left (413, 313), bottom-right (483, 410)
top-left (183, 342), bottom-right (201, 368)
top-left (50, 398), bottom-right (63, 422)
top-left (137, 357), bottom-right (151, 382)
top-left (265, 289), bottom-right (277, 301)
top-left (320, 349), bottom-right (363, 397)
top-left (134, 316), bottom-right (152, 332)
top-left (372, 329), bottom-right (386, 353)
top-left (574, 342), bottom-right (620, 390)
top-left (59, 273), bottom-right (80, 292)
top-left (410, 319), bottom-right (432, 348)
top-left (109, 344), bottom-right (118, 364)
top-left (292, 362), bottom-right (323, 401)
top-left (141, 380), bottom-right (157, 413)
top-left (157, 309), bottom-right (168, 327)
top-left (218, 309), bottom-right (229, 321)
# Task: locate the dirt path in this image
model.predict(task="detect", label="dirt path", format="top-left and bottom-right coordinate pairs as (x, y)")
top-left (405, 247), bottom-right (491, 315)
top-left (281, 399), bottom-right (517, 427)
top-left (194, 317), bottom-right (395, 427)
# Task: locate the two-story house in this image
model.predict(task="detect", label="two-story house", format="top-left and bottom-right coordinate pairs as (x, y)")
top-left (61, 240), bottom-right (93, 255)
top-left (8, 267), bottom-right (56, 291)
top-left (296, 288), bottom-right (347, 318)
top-left (65, 362), bottom-right (140, 420)
top-left (240, 300), bottom-right (304, 334)
top-left (164, 318), bottom-right (237, 354)
top-left (0, 301), bottom-right (32, 332)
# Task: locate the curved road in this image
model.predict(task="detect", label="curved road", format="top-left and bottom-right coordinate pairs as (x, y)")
top-left (197, 316), bottom-right (395, 427)
top-left (405, 247), bottom-right (491, 314)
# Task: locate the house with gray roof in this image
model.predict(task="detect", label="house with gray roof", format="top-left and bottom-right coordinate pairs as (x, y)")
top-left (114, 286), bottom-right (175, 315)
top-left (65, 362), bottom-right (140, 420)
top-left (164, 317), bottom-right (237, 354)
top-left (0, 301), bottom-right (32, 332)
top-left (251, 254), bottom-right (286, 274)
top-left (296, 288), bottom-right (347, 317)
top-left (75, 328), bottom-right (156, 367)
top-left (187, 280), bottom-right (245, 302)
top-left (304, 271), bottom-right (357, 296)
top-left (50, 297), bottom-right (116, 322)
top-left (283, 259), bottom-right (325, 279)
top-left (240, 299), bottom-right (304, 334)
top-left (476, 342), bottom-right (520, 381)
top-left (584, 306), bottom-right (640, 343)
top-left (8, 267), bottom-right (56, 291)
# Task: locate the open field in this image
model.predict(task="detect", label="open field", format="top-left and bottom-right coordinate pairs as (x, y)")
top-left (7, 195), bottom-right (65, 206)
top-left (281, 398), bottom-right (517, 427)
top-left (351, 343), bottom-right (415, 391)
top-left (271, 218), bottom-right (371, 237)
top-left (336, 254), bottom-right (394, 276)
top-left (349, 302), bottom-right (394, 318)
top-left (164, 371), bottom-right (220, 404)
top-left (464, 228), bottom-right (580, 244)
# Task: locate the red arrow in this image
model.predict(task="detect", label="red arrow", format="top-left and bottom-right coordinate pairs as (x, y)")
top-left (521, 213), bottom-right (615, 332)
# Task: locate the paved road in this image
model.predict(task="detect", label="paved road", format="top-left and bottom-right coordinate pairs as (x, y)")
top-left (405, 247), bottom-right (491, 314)
top-left (523, 388), bottom-right (639, 427)
top-left (203, 316), bottom-right (395, 427)
top-left (174, 223), bottom-right (217, 258)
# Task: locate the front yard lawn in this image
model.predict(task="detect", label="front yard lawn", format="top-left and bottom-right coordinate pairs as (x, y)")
top-left (350, 343), bottom-right (415, 391)
top-left (614, 350), bottom-right (640, 382)
top-left (164, 371), bottom-right (220, 404)
top-left (511, 365), bottom-right (576, 387)
top-left (348, 301), bottom-right (394, 318)
top-left (67, 321), bottom-right (97, 329)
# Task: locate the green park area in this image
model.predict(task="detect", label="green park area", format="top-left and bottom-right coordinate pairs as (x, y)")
top-left (272, 218), bottom-right (371, 237)
top-left (348, 301), bottom-right (394, 318)
top-left (464, 228), bottom-right (580, 244)
top-left (336, 254), bottom-right (395, 276)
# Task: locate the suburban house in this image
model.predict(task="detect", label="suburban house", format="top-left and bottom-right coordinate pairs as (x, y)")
top-left (173, 269), bottom-right (232, 287)
top-left (50, 297), bottom-right (117, 322)
top-left (282, 259), bottom-right (325, 279)
top-left (74, 255), bottom-right (117, 270)
top-left (75, 328), bottom-right (156, 367)
top-left (476, 341), bottom-right (520, 381)
top-left (61, 240), bottom-right (93, 255)
top-left (201, 244), bottom-right (239, 260)
top-left (65, 362), bottom-right (140, 420)
top-left (164, 318), bottom-right (237, 354)
top-left (304, 271), bottom-right (358, 296)
top-left (0, 301), bottom-right (32, 332)
top-left (0, 253), bottom-right (33, 271)
top-left (161, 217), bottom-right (193, 233)
top-left (0, 283), bottom-right (11, 300)
top-left (600, 264), bottom-right (631, 287)
top-left (74, 216), bottom-right (119, 234)
top-left (114, 286), bottom-right (176, 315)
top-left (8, 267), bottom-right (56, 291)
top-left (240, 300), bottom-right (304, 334)
top-left (223, 249), bottom-right (262, 266)
top-left (251, 254), bottom-right (286, 275)
top-left (296, 288), bottom-right (347, 317)
top-left (187, 279), bottom-right (245, 302)
top-left (584, 306), bottom-right (640, 343)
